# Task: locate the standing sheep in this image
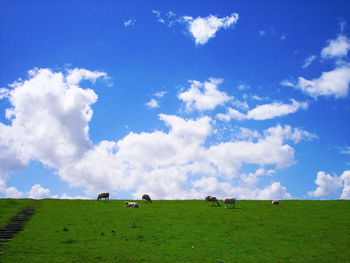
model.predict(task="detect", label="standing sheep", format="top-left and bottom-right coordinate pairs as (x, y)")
top-left (142, 194), bottom-right (152, 203)
top-left (272, 200), bottom-right (279, 205)
top-left (97, 192), bottom-right (109, 202)
top-left (205, 196), bottom-right (220, 206)
top-left (223, 197), bottom-right (236, 208)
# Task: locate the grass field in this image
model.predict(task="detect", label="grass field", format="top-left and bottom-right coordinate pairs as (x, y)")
top-left (0, 199), bottom-right (349, 262)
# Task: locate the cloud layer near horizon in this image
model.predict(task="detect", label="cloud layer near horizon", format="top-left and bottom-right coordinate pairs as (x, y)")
top-left (0, 68), bottom-right (318, 200)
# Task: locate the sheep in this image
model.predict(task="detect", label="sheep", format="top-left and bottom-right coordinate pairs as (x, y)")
top-left (272, 200), bottom-right (279, 205)
top-left (124, 201), bottom-right (139, 208)
top-left (223, 197), bottom-right (236, 208)
top-left (205, 196), bottom-right (220, 206)
top-left (142, 194), bottom-right (152, 203)
top-left (97, 192), bottom-right (109, 202)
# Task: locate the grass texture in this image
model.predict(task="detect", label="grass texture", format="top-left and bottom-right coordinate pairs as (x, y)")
top-left (1, 199), bottom-right (349, 262)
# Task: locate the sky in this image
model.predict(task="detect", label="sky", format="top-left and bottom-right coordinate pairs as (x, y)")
top-left (0, 0), bottom-right (350, 200)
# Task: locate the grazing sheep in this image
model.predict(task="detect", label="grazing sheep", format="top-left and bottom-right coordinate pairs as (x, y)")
top-left (124, 201), bottom-right (139, 208)
top-left (205, 196), bottom-right (220, 206)
top-left (272, 200), bottom-right (279, 205)
top-left (97, 192), bottom-right (109, 202)
top-left (142, 194), bottom-right (152, 203)
top-left (223, 197), bottom-right (236, 208)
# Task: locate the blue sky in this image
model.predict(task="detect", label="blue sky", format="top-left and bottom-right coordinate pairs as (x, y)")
top-left (0, 0), bottom-right (349, 200)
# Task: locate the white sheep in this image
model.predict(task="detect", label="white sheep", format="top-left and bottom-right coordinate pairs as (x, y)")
top-left (272, 200), bottom-right (279, 205)
top-left (223, 197), bottom-right (236, 208)
top-left (124, 201), bottom-right (139, 208)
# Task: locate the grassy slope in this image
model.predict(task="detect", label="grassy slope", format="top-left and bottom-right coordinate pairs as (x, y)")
top-left (1, 199), bottom-right (349, 262)
top-left (0, 199), bottom-right (37, 228)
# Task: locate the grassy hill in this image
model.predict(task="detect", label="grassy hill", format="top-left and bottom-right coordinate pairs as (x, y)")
top-left (1, 199), bottom-right (349, 262)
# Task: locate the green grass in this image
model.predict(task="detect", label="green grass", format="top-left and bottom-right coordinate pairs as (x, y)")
top-left (1, 199), bottom-right (349, 262)
top-left (0, 199), bottom-right (37, 228)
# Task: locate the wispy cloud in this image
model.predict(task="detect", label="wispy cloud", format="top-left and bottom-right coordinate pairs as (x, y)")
top-left (217, 99), bottom-right (308, 121)
top-left (124, 18), bottom-right (136, 27)
top-left (302, 55), bottom-right (316, 68)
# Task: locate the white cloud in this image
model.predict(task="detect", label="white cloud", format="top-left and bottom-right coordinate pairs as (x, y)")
top-left (237, 84), bottom-right (249, 91)
top-left (154, 91), bottom-right (167, 98)
top-left (145, 91), bottom-right (167, 109)
top-left (251, 94), bottom-right (264, 101)
top-left (183, 13), bottom-right (239, 45)
top-left (166, 11), bottom-right (176, 19)
top-left (65, 68), bottom-right (107, 86)
top-left (321, 35), bottom-right (350, 59)
top-left (124, 19), bottom-right (136, 27)
top-left (60, 193), bottom-right (90, 199)
top-left (258, 182), bottom-right (292, 200)
top-left (308, 171), bottom-right (343, 197)
top-left (235, 127), bottom-right (261, 141)
top-left (5, 186), bottom-right (24, 198)
top-left (146, 98), bottom-right (159, 108)
top-left (217, 99), bottom-right (308, 121)
top-left (282, 66), bottom-right (350, 98)
top-left (0, 68), bottom-right (106, 191)
top-left (191, 177), bottom-right (291, 200)
top-left (247, 100), bottom-right (308, 120)
top-left (341, 146), bottom-right (350, 155)
top-left (0, 88), bottom-right (9, 99)
top-left (302, 55), bottom-right (316, 68)
top-left (207, 125), bottom-right (311, 177)
top-left (55, 116), bottom-right (303, 199)
top-left (217, 107), bottom-right (246, 121)
top-left (152, 10), bottom-right (161, 18)
top-left (28, 184), bottom-right (57, 199)
top-left (232, 99), bottom-right (249, 110)
top-left (0, 69), bottom-right (312, 200)
top-left (340, 170), bottom-right (350, 199)
top-left (178, 78), bottom-right (232, 112)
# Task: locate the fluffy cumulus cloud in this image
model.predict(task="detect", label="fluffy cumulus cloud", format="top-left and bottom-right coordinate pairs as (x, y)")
top-left (283, 66), bottom-right (350, 98)
top-left (5, 186), bottom-right (24, 198)
top-left (0, 68), bottom-right (314, 200)
top-left (28, 184), bottom-right (57, 199)
top-left (183, 13), bottom-right (239, 45)
top-left (191, 177), bottom-right (291, 200)
top-left (321, 35), bottom-right (350, 59)
top-left (217, 99), bottom-right (308, 121)
top-left (0, 68), bottom-right (107, 191)
top-left (178, 78), bottom-right (232, 112)
top-left (258, 182), bottom-right (292, 200)
top-left (145, 98), bottom-right (159, 108)
top-left (308, 171), bottom-right (343, 198)
top-left (340, 170), bottom-right (350, 199)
